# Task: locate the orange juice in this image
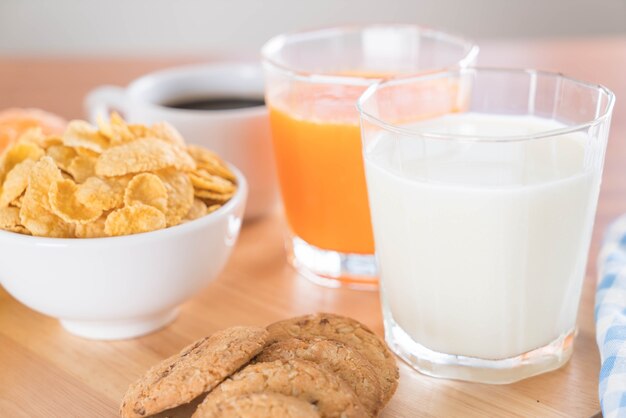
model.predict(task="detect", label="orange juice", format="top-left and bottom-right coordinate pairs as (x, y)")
top-left (269, 106), bottom-right (373, 254)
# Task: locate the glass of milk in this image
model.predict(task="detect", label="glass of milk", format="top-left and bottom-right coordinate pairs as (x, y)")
top-left (357, 68), bottom-right (615, 383)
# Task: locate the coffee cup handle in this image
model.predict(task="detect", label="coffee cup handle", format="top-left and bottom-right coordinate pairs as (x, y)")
top-left (84, 85), bottom-right (127, 123)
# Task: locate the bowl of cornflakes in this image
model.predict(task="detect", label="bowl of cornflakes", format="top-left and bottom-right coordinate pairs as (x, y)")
top-left (0, 114), bottom-right (247, 340)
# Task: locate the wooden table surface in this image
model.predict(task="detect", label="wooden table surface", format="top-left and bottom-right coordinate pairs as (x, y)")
top-left (0, 37), bottom-right (625, 417)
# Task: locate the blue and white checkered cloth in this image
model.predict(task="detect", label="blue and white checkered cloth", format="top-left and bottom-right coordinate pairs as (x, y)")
top-left (596, 214), bottom-right (626, 418)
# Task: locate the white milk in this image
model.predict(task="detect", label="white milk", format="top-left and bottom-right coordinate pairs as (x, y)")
top-left (364, 113), bottom-right (601, 360)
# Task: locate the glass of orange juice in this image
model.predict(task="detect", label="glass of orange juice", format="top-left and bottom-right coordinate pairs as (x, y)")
top-left (262, 25), bottom-right (478, 289)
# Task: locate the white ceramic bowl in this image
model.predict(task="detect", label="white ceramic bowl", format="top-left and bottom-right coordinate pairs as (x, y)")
top-left (0, 167), bottom-right (247, 340)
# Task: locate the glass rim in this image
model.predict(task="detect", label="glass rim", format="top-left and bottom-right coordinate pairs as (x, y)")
top-left (357, 67), bottom-right (616, 143)
top-left (260, 24), bottom-right (479, 87)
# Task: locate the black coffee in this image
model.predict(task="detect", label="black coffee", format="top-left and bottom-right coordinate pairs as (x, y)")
top-left (163, 97), bottom-right (265, 111)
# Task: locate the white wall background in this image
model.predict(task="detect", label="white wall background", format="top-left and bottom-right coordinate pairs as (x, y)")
top-left (0, 0), bottom-right (624, 56)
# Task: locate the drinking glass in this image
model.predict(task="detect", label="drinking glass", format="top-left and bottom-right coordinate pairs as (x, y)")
top-left (358, 68), bottom-right (615, 383)
top-left (262, 25), bottom-right (478, 289)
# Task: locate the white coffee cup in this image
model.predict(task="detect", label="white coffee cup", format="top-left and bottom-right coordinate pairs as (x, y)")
top-left (85, 62), bottom-right (278, 220)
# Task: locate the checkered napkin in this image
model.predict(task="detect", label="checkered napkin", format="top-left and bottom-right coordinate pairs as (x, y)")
top-left (596, 214), bottom-right (626, 417)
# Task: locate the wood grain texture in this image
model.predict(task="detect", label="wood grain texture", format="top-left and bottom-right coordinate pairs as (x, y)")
top-left (0, 37), bottom-right (625, 417)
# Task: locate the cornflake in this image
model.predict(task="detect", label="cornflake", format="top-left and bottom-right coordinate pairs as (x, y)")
top-left (185, 198), bottom-right (208, 221)
top-left (76, 177), bottom-right (123, 213)
top-left (49, 179), bottom-right (102, 224)
top-left (0, 159), bottom-right (35, 207)
top-left (105, 203), bottom-right (166, 237)
top-left (124, 173), bottom-right (168, 213)
top-left (0, 206), bottom-right (29, 234)
top-left (156, 168), bottom-right (194, 226)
